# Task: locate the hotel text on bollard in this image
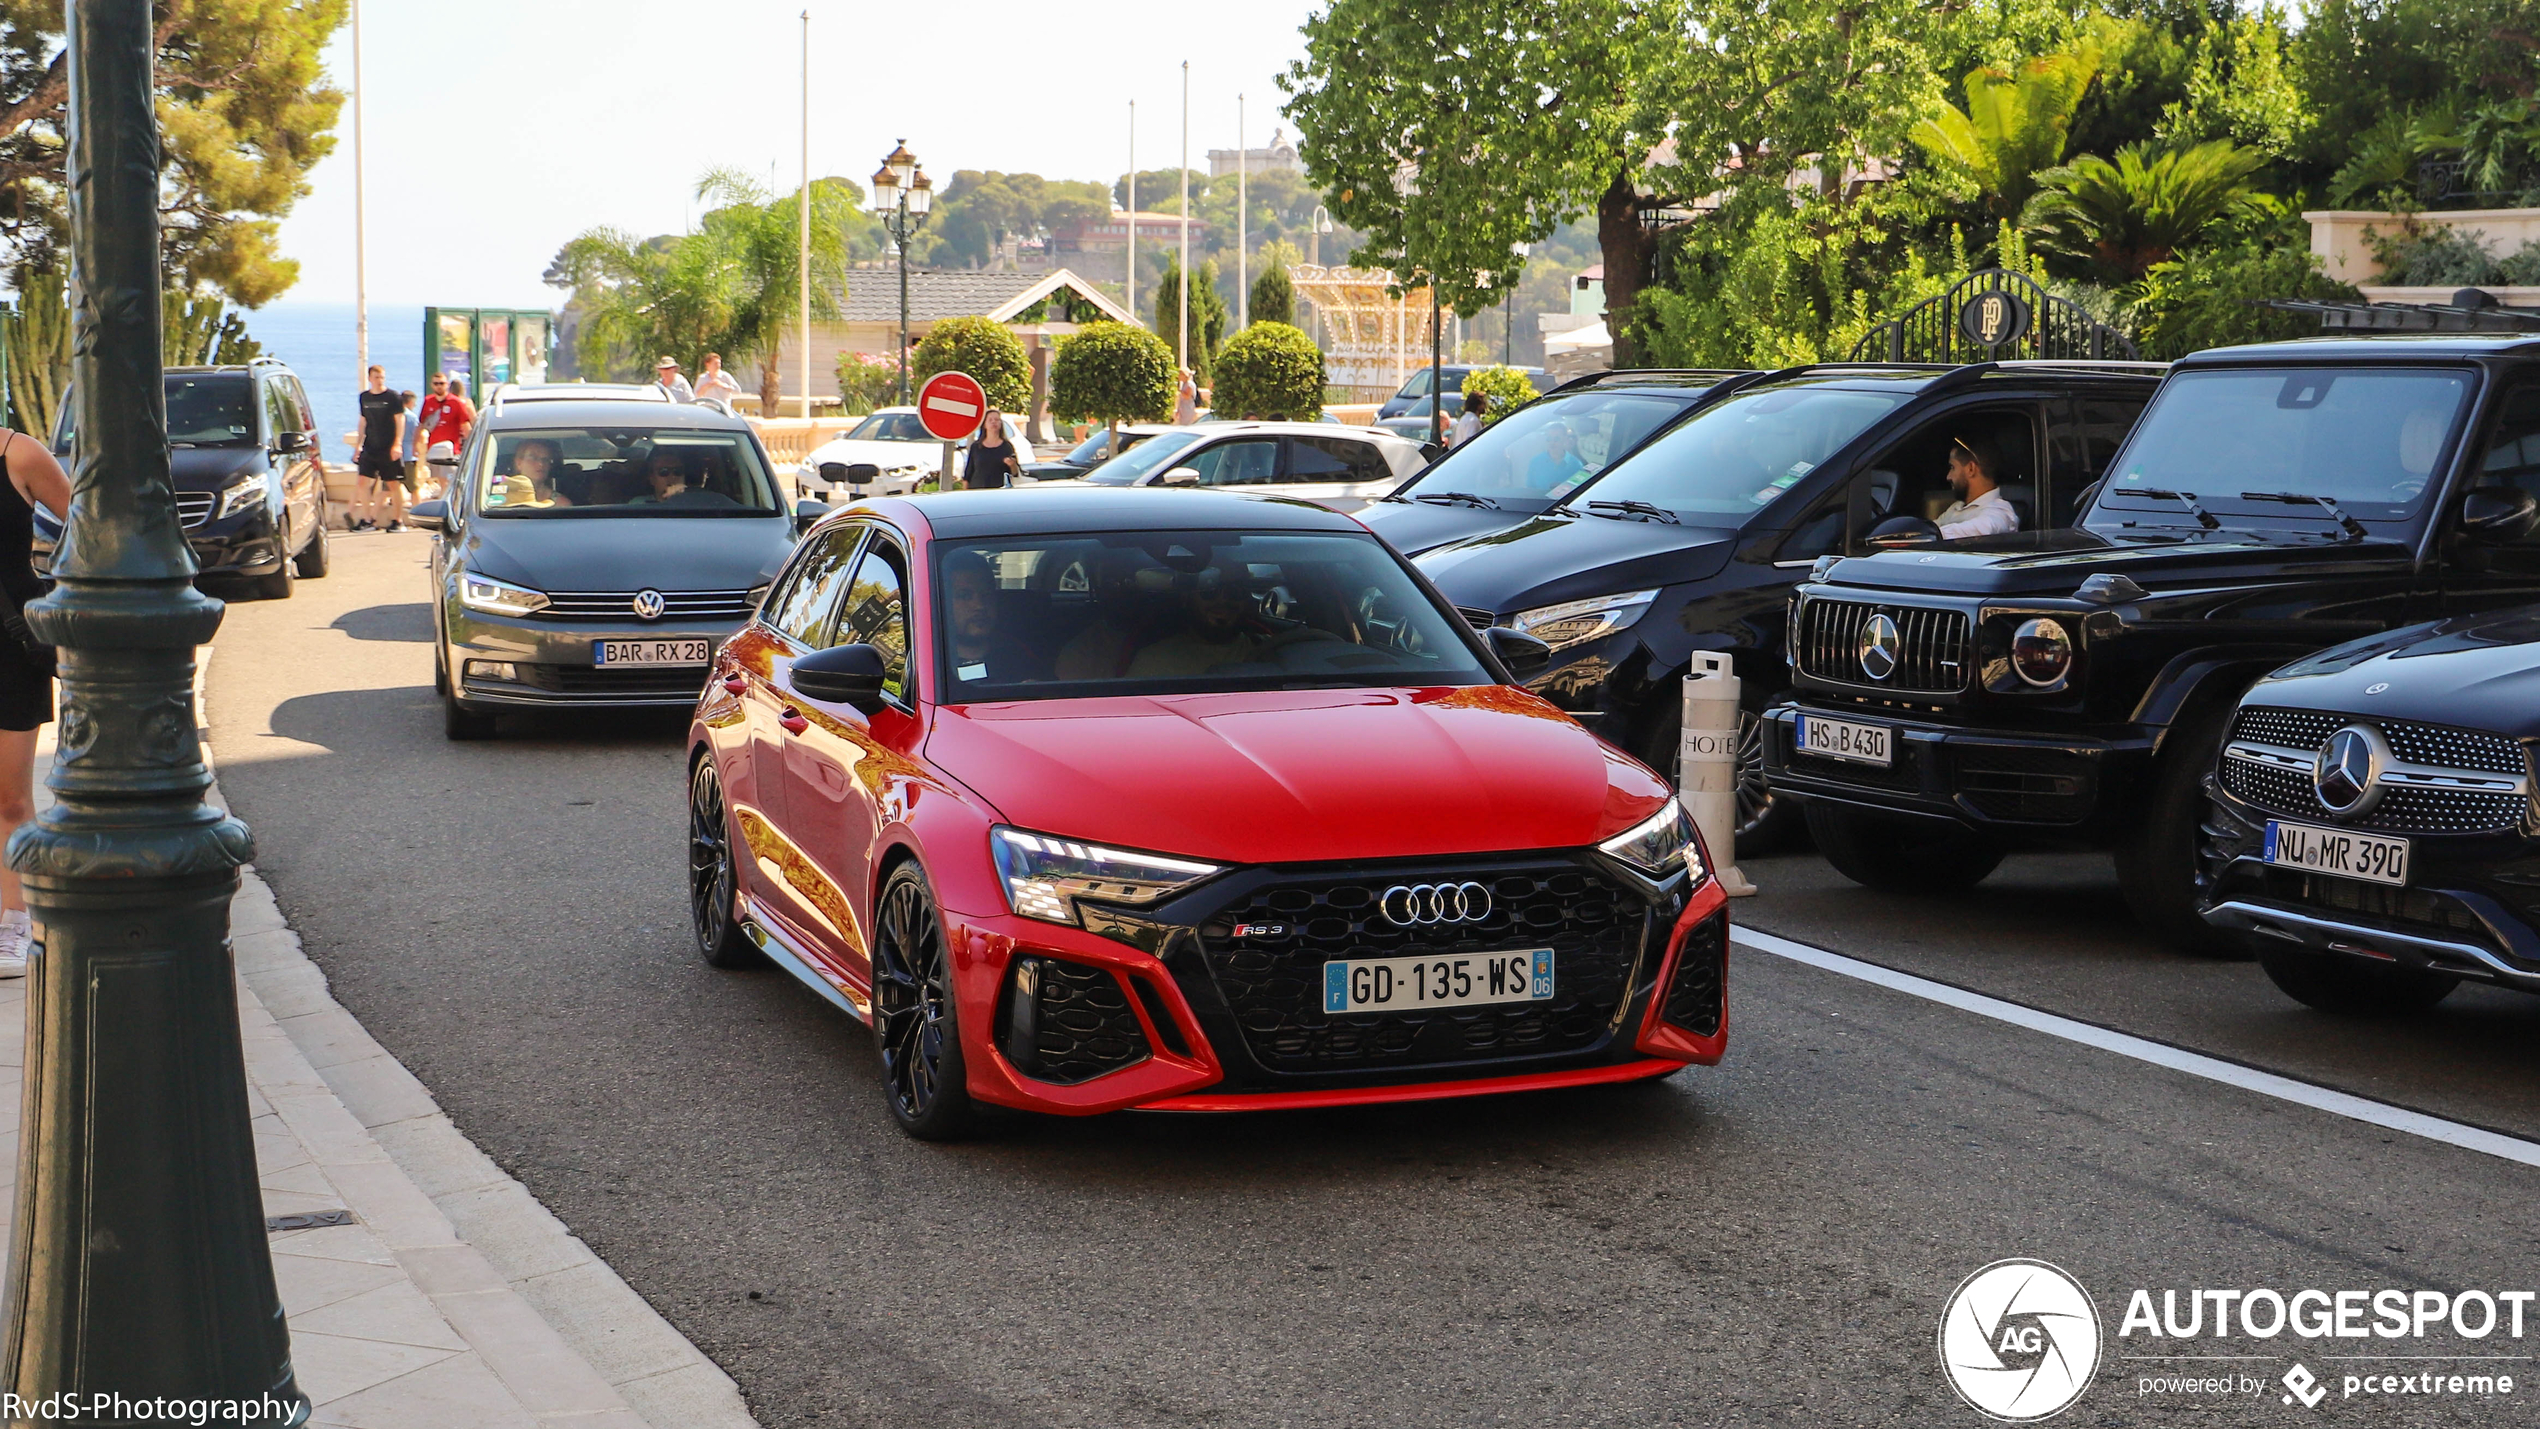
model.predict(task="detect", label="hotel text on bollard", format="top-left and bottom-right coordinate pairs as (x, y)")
top-left (1681, 654), bottom-right (1756, 896)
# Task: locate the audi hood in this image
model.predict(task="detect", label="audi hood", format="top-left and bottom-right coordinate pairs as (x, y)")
top-left (926, 685), bottom-right (1670, 865)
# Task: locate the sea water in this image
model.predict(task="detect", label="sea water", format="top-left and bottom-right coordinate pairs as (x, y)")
top-left (238, 301), bottom-right (429, 457)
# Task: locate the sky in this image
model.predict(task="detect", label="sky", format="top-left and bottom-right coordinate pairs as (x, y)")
top-left (278, 0), bottom-right (1321, 309)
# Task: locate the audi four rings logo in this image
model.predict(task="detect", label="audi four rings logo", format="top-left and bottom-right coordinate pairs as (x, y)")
top-left (1380, 882), bottom-right (1492, 926)
top-left (631, 589), bottom-right (666, 621)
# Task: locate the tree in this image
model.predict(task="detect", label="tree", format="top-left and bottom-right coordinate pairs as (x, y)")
top-left (2, 265), bottom-right (65, 436)
top-left (2024, 139), bottom-right (2268, 282)
top-left (934, 170), bottom-right (1111, 269)
top-left (1050, 321), bottom-right (1176, 441)
top-left (1210, 322), bottom-right (1324, 420)
top-left (1911, 52), bottom-right (2100, 219)
top-left (912, 316), bottom-right (1031, 413)
top-left (0, 0), bottom-right (348, 305)
top-left (2131, 241), bottom-right (2361, 359)
top-left (1458, 366), bottom-right (1536, 427)
top-left (163, 290), bottom-right (261, 366)
top-left (1250, 263), bottom-right (1296, 328)
top-left (1151, 257), bottom-right (1228, 383)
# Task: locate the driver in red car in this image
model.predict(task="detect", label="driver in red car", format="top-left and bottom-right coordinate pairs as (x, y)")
top-left (943, 551), bottom-right (1040, 684)
top-left (1129, 568), bottom-right (1269, 677)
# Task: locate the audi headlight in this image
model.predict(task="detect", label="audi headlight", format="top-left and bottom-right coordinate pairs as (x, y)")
top-left (459, 571), bottom-right (551, 616)
top-left (989, 826), bottom-right (1225, 926)
top-left (1599, 797), bottom-right (1705, 883)
top-left (1511, 589), bottom-right (1659, 653)
top-left (2011, 617), bottom-right (2073, 687)
top-left (217, 474), bottom-right (269, 520)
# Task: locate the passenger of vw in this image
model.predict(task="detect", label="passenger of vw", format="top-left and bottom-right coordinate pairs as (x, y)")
top-left (1935, 433), bottom-right (2019, 539)
top-left (943, 551), bottom-right (1039, 684)
top-left (1128, 568), bottom-right (1266, 677)
top-left (1525, 421), bottom-right (1585, 493)
top-left (500, 438), bottom-right (572, 507)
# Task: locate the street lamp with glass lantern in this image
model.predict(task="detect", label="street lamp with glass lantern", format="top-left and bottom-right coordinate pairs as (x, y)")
top-left (1309, 205), bottom-right (1334, 267)
top-left (868, 140), bottom-right (932, 406)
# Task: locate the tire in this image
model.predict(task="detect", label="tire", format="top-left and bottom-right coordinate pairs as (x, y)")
top-left (2257, 948), bottom-right (2457, 1015)
top-left (687, 757), bottom-right (760, 969)
top-left (870, 862), bottom-right (976, 1141)
top-left (252, 531), bottom-right (296, 600)
top-left (1634, 686), bottom-right (1806, 858)
top-left (293, 506), bottom-right (331, 578)
top-left (442, 689), bottom-right (497, 740)
top-left (1804, 801), bottom-right (2004, 894)
top-left (433, 644), bottom-right (449, 695)
top-left (2113, 709), bottom-right (2245, 956)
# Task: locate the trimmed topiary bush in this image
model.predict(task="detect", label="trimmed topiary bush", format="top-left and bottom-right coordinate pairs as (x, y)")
top-left (912, 315), bottom-right (1031, 414)
top-left (1208, 322), bottom-right (1325, 420)
top-left (1050, 321), bottom-right (1177, 439)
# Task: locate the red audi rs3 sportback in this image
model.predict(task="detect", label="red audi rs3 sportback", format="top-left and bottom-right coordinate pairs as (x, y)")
top-left (687, 488), bottom-right (1728, 1138)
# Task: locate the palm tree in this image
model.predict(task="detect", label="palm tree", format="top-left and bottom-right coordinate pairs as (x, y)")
top-left (1910, 51), bottom-right (2099, 219)
top-left (2023, 140), bottom-right (2268, 283)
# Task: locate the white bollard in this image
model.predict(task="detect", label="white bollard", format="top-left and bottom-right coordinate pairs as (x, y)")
top-left (1681, 654), bottom-right (1757, 896)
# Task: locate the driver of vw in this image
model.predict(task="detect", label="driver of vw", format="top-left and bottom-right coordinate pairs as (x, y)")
top-left (1935, 433), bottom-right (2018, 538)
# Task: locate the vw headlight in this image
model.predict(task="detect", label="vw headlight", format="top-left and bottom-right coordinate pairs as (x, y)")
top-left (1599, 797), bottom-right (1705, 883)
top-left (459, 572), bottom-right (551, 616)
top-left (1511, 589), bottom-right (1658, 653)
top-left (2011, 617), bottom-right (2073, 687)
top-left (217, 474), bottom-right (269, 520)
top-left (989, 826), bottom-right (1225, 926)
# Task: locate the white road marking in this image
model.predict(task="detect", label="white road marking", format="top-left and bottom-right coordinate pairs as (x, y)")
top-left (1731, 925), bottom-right (2540, 1170)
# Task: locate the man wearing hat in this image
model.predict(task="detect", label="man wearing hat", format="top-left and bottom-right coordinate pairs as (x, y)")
top-left (654, 356), bottom-right (696, 404)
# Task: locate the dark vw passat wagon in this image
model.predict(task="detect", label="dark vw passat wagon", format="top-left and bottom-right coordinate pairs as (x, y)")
top-left (413, 398), bottom-right (809, 739)
top-left (2200, 606), bottom-right (2540, 1013)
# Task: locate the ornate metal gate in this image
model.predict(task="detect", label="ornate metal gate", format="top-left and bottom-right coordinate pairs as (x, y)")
top-left (1850, 268), bottom-right (2137, 363)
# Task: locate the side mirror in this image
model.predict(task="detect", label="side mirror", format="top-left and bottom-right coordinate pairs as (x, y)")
top-left (428, 453), bottom-right (460, 467)
top-left (2459, 486), bottom-right (2539, 544)
top-left (272, 429), bottom-right (309, 454)
top-left (407, 499), bottom-right (448, 533)
top-left (1485, 625), bottom-right (1554, 682)
top-left (1158, 467), bottom-right (1202, 488)
top-left (794, 498), bottom-right (830, 533)
top-left (1865, 514), bottom-right (1941, 549)
top-left (788, 643), bottom-right (888, 714)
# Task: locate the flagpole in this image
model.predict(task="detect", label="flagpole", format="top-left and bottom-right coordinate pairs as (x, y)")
top-left (1178, 61), bottom-right (1190, 376)
top-left (351, 0), bottom-right (367, 383)
top-left (798, 10), bottom-right (811, 419)
top-left (1126, 101), bottom-right (1136, 327)
top-left (1236, 93), bottom-right (1247, 330)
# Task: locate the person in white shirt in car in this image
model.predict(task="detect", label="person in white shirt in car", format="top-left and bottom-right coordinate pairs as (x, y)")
top-left (1935, 433), bottom-right (2018, 538)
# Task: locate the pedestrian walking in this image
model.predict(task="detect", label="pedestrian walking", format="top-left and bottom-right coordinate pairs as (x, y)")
top-left (415, 371), bottom-right (475, 508)
top-left (0, 427), bottom-right (70, 976)
top-left (399, 389), bottom-right (424, 497)
top-left (693, 352), bottom-right (743, 409)
top-left (654, 357), bottom-right (695, 403)
top-left (1173, 368), bottom-right (1199, 425)
top-left (963, 410), bottom-right (1022, 490)
top-left (1451, 389), bottom-right (1489, 447)
top-left (354, 365), bottom-right (406, 531)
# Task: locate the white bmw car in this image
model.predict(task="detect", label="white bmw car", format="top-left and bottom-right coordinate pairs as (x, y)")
top-left (796, 406), bottom-right (1036, 498)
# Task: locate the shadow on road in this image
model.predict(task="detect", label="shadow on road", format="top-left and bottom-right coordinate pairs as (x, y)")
top-left (330, 601), bottom-right (434, 643)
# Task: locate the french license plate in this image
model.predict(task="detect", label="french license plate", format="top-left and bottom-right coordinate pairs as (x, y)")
top-left (594, 639), bottom-right (711, 667)
top-left (1795, 713), bottom-right (1892, 767)
top-left (2263, 819), bottom-right (2410, 887)
top-left (1323, 949), bottom-right (1553, 1015)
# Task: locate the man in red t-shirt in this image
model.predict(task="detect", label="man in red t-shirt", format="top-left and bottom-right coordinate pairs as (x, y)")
top-left (415, 372), bottom-right (476, 494)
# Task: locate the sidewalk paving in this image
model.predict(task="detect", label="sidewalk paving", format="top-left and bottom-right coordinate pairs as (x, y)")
top-left (1, 719), bottom-right (759, 1428)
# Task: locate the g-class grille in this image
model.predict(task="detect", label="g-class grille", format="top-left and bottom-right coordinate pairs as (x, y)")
top-left (1796, 599), bottom-right (1968, 693)
top-left (1191, 860), bottom-right (1647, 1074)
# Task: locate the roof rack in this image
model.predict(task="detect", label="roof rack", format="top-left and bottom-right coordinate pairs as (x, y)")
top-left (1990, 359), bottom-right (2169, 372)
top-left (1544, 367), bottom-right (1747, 396)
top-left (2264, 295), bottom-right (2540, 334)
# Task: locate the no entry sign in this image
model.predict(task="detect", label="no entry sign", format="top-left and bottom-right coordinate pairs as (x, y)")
top-left (916, 370), bottom-right (987, 441)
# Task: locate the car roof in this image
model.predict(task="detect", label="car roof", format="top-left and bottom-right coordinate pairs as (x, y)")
top-left (490, 383), bottom-right (669, 405)
top-left (479, 398), bottom-right (753, 430)
top-left (2179, 333), bottom-right (2540, 363)
top-left (850, 487), bottom-right (1371, 540)
top-left (1187, 421), bottom-right (1417, 442)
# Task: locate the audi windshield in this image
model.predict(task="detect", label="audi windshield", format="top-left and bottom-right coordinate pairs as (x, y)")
top-left (473, 428), bottom-right (784, 517)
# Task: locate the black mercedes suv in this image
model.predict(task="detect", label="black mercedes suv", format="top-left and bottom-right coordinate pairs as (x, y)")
top-left (1768, 335), bottom-right (2540, 951)
top-left (1414, 360), bottom-right (2163, 849)
top-left (37, 359), bottom-right (332, 598)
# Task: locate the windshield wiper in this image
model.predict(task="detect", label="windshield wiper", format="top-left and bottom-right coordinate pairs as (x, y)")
top-left (1583, 499), bottom-right (1680, 524)
top-left (2240, 490), bottom-right (2369, 541)
top-left (2127, 488), bottom-right (2220, 530)
top-left (1412, 491), bottom-right (1500, 510)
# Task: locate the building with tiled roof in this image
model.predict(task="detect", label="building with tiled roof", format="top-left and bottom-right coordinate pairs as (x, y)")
top-left (769, 267), bottom-right (1134, 403)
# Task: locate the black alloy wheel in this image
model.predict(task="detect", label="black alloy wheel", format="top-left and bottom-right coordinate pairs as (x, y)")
top-left (253, 525), bottom-right (297, 600)
top-left (688, 757), bottom-right (758, 969)
top-left (871, 862), bottom-right (975, 1140)
top-left (2257, 947), bottom-right (2457, 1015)
top-left (2113, 708), bottom-right (2245, 957)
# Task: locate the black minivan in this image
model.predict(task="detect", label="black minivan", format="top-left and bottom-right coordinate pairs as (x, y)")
top-left (38, 359), bottom-right (333, 598)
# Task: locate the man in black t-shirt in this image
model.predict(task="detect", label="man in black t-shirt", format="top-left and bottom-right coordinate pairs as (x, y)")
top-left (355, 365), bottom-right (407, 532)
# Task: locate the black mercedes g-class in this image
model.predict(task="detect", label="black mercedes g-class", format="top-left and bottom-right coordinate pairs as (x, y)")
top-left (1765, 335), bottom-right (2540, 950)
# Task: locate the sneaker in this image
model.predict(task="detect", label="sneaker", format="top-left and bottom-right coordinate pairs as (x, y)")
top-left (384, 521), bottom-right (404, 533)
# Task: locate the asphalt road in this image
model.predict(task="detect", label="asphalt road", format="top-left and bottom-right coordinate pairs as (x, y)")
top-left (203, 530), bottom-right (2540, 1428)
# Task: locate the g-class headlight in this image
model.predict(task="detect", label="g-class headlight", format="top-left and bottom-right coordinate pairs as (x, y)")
top-left (1599, 797), bottom-right (1705, 883)
top-left (989, 826), bottom-right (1225, 926)
top-left (2011, 617), bottom-right (2073, 687)
top-left (218, 474), bottom-right (270, 519)
top-left (1511, 589), bottom-right (1659, 652)
top-left (459, 572), bottom-right (551, 616)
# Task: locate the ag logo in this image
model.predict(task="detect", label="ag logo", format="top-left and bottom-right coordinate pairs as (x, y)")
top-left (1938, 1259), bottom-right (2100, 1422)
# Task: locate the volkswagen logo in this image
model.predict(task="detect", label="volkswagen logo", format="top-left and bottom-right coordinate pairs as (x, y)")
top-left (631, 589), bottom-right (666, 621)
top-left (2313, 723), bottom-right (2388, 817)
top-left (1858, 612), bottom-right (1901, 681)
top-left (1379, 882), bottom-right (1492, 926)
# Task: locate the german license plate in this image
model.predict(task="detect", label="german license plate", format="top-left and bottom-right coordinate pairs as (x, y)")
top-left (1795, 713), bottom-right (1892, 767)
top-left (1323, 949), bottom-right (1553, 1015)
top-left (2263, 819), bottom-right (2410, 887)
top-left (594, 638), bottom-right (711, 666)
